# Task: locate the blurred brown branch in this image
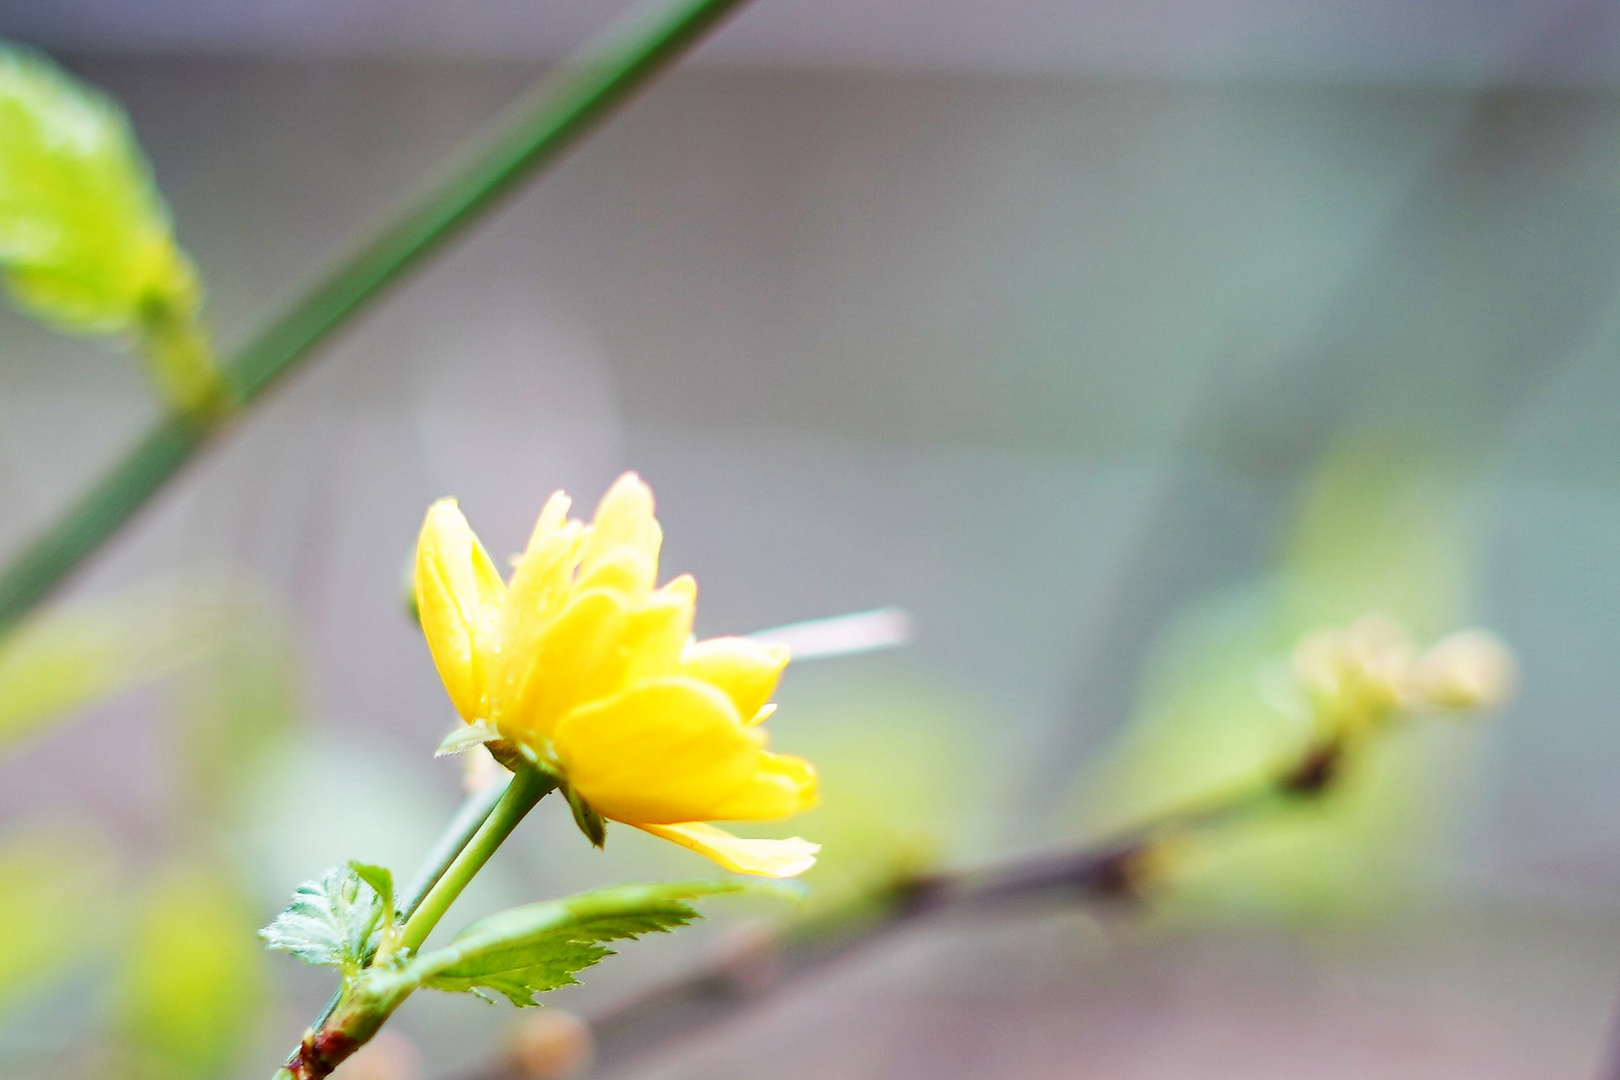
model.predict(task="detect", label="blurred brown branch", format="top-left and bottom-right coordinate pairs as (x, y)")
top-left (448, 741), bottom-right (1341, 1080)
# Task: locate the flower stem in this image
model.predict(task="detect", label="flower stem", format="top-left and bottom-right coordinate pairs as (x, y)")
top-left (393, 764), bottom-right (556, 958)
top-left (397, 773), bottom-right (514, 920)
top-left (0, 0), bottom-right (757, 640)
top-left (301, 773), bottom-right (514, 1039)
top-left (272, 766), bottom-right (554, 1080)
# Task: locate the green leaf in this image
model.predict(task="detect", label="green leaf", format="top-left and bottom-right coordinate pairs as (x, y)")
top-left (348, 861), bottom-right (394, 916)
top-left (0, 43), bottom-right (198, 336)
top-left (259, 863), bottom-right (390, 973)
top-left (435, 719), bottom-right (500, 757)
top-left (0, 825), bottom-right (116, 1015)
top-left (409, 881), bottom-right (762, 1006)
top-left (0, 578), bottom-right (253, 755)
top-left (169, 594), bottom-right (299, 824)
top-left (117, 861), bottom-right (265, 1080)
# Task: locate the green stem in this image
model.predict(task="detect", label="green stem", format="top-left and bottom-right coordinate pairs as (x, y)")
top-left (396, 772), bottom-right (513, 920)
top-left (392, 764), bottom-right (555, 958)
top-left (303, 773), bottom-right (513, 1037)
top-left (273, 767), bottom-right (553, 1080)
top-left (0, 0), bottom-right (755, 639)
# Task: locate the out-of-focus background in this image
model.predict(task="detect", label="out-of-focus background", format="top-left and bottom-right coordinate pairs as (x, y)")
top-left (4, 0), bottom-right (1620, 1077)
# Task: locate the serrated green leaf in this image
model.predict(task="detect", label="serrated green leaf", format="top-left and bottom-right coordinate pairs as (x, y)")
top-left (0, 43), bottom-right (198, 336)
top-left (409, 881), bottom-right (756, 1007)
top-left (435, 719), bottom-right (499, 757)
top-left (259, 863), bottom-right (388, 973)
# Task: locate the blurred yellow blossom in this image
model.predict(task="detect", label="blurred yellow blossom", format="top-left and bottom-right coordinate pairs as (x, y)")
top-left (1292, 613), bottom-right (1515, 741)
top-left (415, 472), bottom-right (818, 878)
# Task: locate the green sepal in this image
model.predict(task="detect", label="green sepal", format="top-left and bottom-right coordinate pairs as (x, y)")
top-left (404, 880), bottom-right (761, 1007)
top-left (563, 784), bottom-right (607, 848)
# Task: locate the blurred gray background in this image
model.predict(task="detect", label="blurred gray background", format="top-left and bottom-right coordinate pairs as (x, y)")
top-left (5, 0), bottom-right (1620, 1077)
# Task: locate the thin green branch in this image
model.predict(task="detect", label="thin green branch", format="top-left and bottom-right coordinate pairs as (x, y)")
top-left (302, 773), bottom-right (514, 1040)
top-left (397, 773), bottom-right (514, 922)
top-left (0, 0), bottom-right (755, 637)
top-left (276, 765), bottom-right (555, 1080)
top-left (393, 764), bottom-right (556, 958)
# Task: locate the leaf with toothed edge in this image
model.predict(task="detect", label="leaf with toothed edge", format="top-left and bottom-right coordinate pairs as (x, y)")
top-left (406, 880), bottom-right (784, 1007)
top-left (259, 862), bottom-right (393, 973)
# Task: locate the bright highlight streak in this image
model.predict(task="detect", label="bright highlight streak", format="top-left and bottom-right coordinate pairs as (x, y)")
top-left (748, 607), bottom-right (913, 661)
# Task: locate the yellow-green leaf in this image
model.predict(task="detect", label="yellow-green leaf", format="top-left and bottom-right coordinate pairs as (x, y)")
top-left (0, 43), bottom-right (197, 336)
top-left (116, 861), bottom-right (265, 1080)
top-left (0, 825), bottom-right (116, 1014)
top-left (0, 580), bottom-right (258, 754)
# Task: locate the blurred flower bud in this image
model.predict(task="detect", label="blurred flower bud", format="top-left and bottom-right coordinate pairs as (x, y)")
top-left (1292, 614), bottom-right (1416, 737)
top-left (506, 1010), bottom-right (593, 1080)
top-left (1411, 629), bottom-right (1516, 713)
top-left (332, 1031), bottom-right (420, 1080)
top-left (1343, 614), bottom-right (1419, 695)
top-left (1292, 615), bottom-right (1514, 742)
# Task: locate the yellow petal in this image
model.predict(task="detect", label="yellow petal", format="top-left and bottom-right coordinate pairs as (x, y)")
top-left (705, 751), bottom-right (818, 820)
top-left (523, 490), bottom-right (573, 553)
top-left (501, 587), bottom-right (630, 742)
top-left (580, 472), bottom-right (662, 579)
top-left (622, 575), bottom-right (696, 684)
top-left (575, 547), bottom-right (656, 602)
top-left (679, 637), bottom-right (790, 722)
top-left (635, 821), bottom-right (819, 878)
top-left (501, 516), bottom-right (585, 662)
top-left (415, 499), bottom-right (506, 722)
top-left (552, 676), bottom-right (762, 824)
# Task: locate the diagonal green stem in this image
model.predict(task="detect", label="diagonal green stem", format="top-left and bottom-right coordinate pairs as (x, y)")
top-left (397, 772), bottom-right (514, 921)
top-left (0, 0), bottom-right (755, 639)
top-left (275, 766), bottom-right (555, 1080)
top-left (393, 763), bottom-right (556, 958)
top-left (303, 772), bottom-right (515, 1037)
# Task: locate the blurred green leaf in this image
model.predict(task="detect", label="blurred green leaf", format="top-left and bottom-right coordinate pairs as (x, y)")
top-left (411, 880), bottom-right (761, 1006)
top-left (0, 43), bottom-right (197, 336)
top-left (260, 863), bottom-right (388, 975)
top-left (755, 673), bottom-right (988, 912)
top-left (117, 860), bottom-right (264, 1080)
top-left (0, 579), bottom-right (266, 755)
top-left (170, 598), bottom-right (300, 826)
top-left (0, 825), bottom-right (116, 1014)
top-left (1280, 437), bottom-right (1473, 639)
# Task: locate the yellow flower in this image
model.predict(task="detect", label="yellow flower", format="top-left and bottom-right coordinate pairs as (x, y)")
top-left (414, 473), bottom-right (818, 878)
